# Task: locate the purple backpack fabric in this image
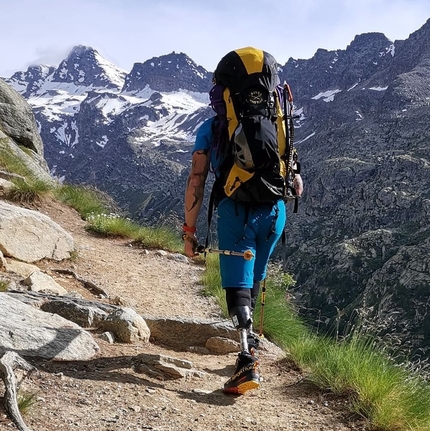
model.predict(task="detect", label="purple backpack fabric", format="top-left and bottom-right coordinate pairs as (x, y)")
top-left (209, 84), bottom-right (226, 117)
top-left (208, 84), bottom-right (229, 168)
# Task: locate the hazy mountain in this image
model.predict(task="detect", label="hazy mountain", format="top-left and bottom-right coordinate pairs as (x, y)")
top-left (4, 19), bottom-right (430, 359)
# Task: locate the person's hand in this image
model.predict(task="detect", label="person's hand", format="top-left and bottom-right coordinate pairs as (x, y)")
top-left (183, 233), bottom-right (199, 258)
top-left (293, 174), bottom-right (303, 197)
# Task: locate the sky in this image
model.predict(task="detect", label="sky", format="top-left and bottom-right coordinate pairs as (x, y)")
top-left (2, 0), bottom-right (430, 78)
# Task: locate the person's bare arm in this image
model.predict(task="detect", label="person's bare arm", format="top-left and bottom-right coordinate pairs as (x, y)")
top-left (183, 150), bottom-right (209, 257)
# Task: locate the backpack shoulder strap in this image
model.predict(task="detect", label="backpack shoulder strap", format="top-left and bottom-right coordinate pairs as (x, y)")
top-left (223, 87), bottom-right (238, 140)
top-left (204, 184), bottom-right (216, 250)
top-left (274, 88), bottom-right (287, 178)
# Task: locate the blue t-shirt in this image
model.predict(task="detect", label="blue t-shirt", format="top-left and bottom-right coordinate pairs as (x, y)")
top-left (193, 117), bottom-right (221, 173)
top-left (193, 117), bottom-right (214, 152)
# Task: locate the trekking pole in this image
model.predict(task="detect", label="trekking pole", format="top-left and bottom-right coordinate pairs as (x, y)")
top-left (283, 82), bottom-right (299, 213)
top-left (196, 245), bottom-right (254, 261)
top-left (259, 279), bottom-right (267, 337)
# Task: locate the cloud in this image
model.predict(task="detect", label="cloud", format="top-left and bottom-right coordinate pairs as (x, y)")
top-left (1, 0), bottom-right (430, 77)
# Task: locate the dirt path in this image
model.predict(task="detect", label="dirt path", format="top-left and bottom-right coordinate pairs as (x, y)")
top-left (1, 199), bottom-right (365, 431)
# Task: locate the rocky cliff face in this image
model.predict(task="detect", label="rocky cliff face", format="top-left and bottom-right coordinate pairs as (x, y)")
top-left (0, 79), bottom-right (54, 183)
top-left (3, 20), bottom-right (430, 358)
top-left (278, 21), bottom-right (430, 357)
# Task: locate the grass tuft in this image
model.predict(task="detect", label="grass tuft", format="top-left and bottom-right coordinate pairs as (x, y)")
top-left (5, 178), bottom-right (53, 203)
top-left (133, 225), bottom-right (183, 252)
top-left (84, 212), bottom-right (183, 252)
top-left (54, 184), bottom-right (114, 219)
top-left (85, 213), bottom-right (140, 238)
top-left (17, 391), bottom-right (38, 415)
top-left (200, 253), bottom-right (227, 315)
top-left (0, 279), bottom-right (9, 292)
top-left (0, 144), bottom-right (36, 178)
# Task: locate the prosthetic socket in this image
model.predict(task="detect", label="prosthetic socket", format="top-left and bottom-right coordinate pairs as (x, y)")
top-left (230, 305), bottom-right (252, 353)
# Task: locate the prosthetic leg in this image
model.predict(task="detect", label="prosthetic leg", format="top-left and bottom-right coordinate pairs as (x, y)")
top-left (248, 281), bottom-right (261, 355)
top-left (223, 290), bottom-right (260, 395)
top-left (230, 305), bottom-right (252, 353)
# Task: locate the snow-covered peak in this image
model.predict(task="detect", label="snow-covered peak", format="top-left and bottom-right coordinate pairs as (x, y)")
top-left (122, 51), bottom-right (211, 93)
top-left (6, 64), bottom-right (56, 96)
top-left (51, 45), bottom-right (126, 90)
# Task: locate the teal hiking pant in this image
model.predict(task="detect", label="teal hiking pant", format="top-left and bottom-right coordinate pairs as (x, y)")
top-left (217, 198), bottom-right (287, 289)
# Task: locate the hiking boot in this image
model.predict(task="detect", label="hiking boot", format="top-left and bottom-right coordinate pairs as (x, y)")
top-left (223, 351), bottom-right (260, 395)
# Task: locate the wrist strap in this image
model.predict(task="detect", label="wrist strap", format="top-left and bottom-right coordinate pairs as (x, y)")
top-left (182, 223), bottom-right (196, 233)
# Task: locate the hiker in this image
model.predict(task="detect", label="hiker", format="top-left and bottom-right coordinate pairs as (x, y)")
top-left (183, 47), bottom-right (303, 395)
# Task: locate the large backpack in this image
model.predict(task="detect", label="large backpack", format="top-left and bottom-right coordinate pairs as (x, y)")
top-left (208, 47), bottom-right (299, 209)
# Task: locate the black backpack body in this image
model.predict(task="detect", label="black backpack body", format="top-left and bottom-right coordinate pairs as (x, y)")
top-left (210, 47), bottom-right (290, 207)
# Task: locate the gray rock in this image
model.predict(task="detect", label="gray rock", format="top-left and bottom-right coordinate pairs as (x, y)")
top-left (99, 332), bottom-right (115, 343)
top-left (0, 201), bottom-right (74, 263)
top-left (0, 177), bottom-right (14, 191)
top-left (23, 271), bottom-right (68, 295)
top-left (167, 253), bottom-right (189, 263)
top-left (40, 299), bottom-right (108, 328)
top-left (144, 316), bottom-right (238, 350)
top-left (0, 293), bottom-right (100, 360)
top-left (0, 79), bottom-right (44, 156)
top-left (100, 308), bottom-right (151, 343)
top-left (134, 353), bottom-right (205, 379)
top-left (4, 259), bottom-right (40, 277)
top-left (205, 336), bottom-right (240, 355)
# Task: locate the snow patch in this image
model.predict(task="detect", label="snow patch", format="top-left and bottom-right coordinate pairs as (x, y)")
top-left (96, 97), bottom-right (128, 117)
top-left (54, 121), bottom-right (79, 147)
top-left (369, 86), bottom-right (388, 91)
top-left (295, 132), bottom-right (316, 144)
top-left (312, 89), bottom-right (342, 102)
top-left (96, 135), bottom-right (109, 148)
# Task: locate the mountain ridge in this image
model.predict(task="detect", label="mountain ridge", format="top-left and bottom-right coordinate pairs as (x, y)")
top-left (2, 18), bottom-right (430, 358)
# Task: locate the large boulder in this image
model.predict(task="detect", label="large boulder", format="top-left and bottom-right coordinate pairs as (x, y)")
top-left (0, 294), bottom-right (100, 360)
top-left (0, 201), bottom-right (74, 262)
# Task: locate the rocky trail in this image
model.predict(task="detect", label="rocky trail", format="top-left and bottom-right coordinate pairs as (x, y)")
top-left (0, 198), bottom-right (364, 431)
